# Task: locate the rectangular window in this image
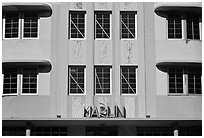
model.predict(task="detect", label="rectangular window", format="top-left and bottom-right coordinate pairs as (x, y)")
top-left (168, 68), bottom-right (183, 94)
top-left (69, 11), bottom-right (86, 39)
top-left (68, 66), bottom-right (85, 95)
top-left (3, 13), bottom-right (20, 39)
top-left (22, 69), bottom-right (38, 95)
top-left (31, 127), bottom-right (68, 136)
top-left (95, 11), bottom-right (111, 39)
top-left (120, 11), bottom-right (137, 39)
top-left (187, 15), bottom-right (200, 40)
top-left (188, 68), bottom-right (202, 94)
top-left (95, 66), bottom-right (111, 95)
top-left (121, 66), bottom-right (137, 94)
top-left (23, 13), bottom-right (39, 38)
top-left (3, 69), bottom-right (18, 95)
top-left (167, 14), bottom-right (182, 39)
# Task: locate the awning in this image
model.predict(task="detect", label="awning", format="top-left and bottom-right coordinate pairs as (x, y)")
top-left (156, 61), bottom-right (202, 72)
top-left (154, 3), bottom-right (202, 18)
top-left (2, 3), bottom-right (52, 17)
top-left (2, 60), bottom-right (52, 73)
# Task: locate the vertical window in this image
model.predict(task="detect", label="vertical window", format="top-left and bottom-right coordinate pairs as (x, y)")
top-left (68, 66), bottom-right (85, 95)
top-left (4, 13), bottom-right (20, 39)
top-left (23, 13), bottom-right (39, 38)
top-left (120, 11), bottom-right (137, 39)
top-left (95, 66), bottom-right (111, 95)
top-left (3, 69), bottom-right (18, 95)
top-left (95, 11), bottom-right (111, 39)
top-left (167, 14), bottom-right (182, 39)
top-left (121, 66), bottom-right (137, 94)
top-left (69, 11), bottom-right (86, 39)
top-left (187, 15), bottom-right (200, 40)
top-left (168, 68), bottom-right (183, 94)
top-left (22, 69), bottom-right (38, 94)
top-left (188, 68), bottom-right (201, 94)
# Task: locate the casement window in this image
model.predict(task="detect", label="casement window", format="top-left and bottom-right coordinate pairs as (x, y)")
top-left (3, 12), bottom-right (39, 39)
top-left (3, 69), bottom-right (18, 95)
top-left (167, 13), bottom-right (202, 40)
top-left (120, 11), bottom-right (137, 39)
top-left (3, 13), bottom-right (20, 39)
top-left (3, 68), bottom-right (38, 95)
top-left (22, 69), bottom-right (38, 95)
top-left (167, 14), bottom-right (182, 39)
top-left (95, 66), bottom-right (112, 95)
top-left (23, 13), bottom-right (39, 38)
top-left (186, 15), bottom-right (200, 40)
top-left (121, 66), bottom-right (137, 94)
top-left (69, 11), bottom-right (86, 39)
top-left (68, 66), bottom-right (85, 95)
top-left (168, 67), bottom-right (202, 95)
top-left (95, 11), bottom-right (111, 39)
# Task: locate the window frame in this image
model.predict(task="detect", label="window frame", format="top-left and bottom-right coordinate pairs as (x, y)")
top-left (22, 13), bottom-right (40, 40)
top-left (3, 13), bottom-right (21, 40)
top-left (120, 11), bottom-right (137, 40)
top-left (94, 66), bottom-right (112, 95)
top-left (167, 67), bottom-right (202, 96)
top-left (68, 65), bottom-right (86, 95)
top-left (94, 11), bottom-right (112, 40)
top-left (120, 66), bottom-right (138, 95)
top-left (186, 14), bottom-right (200, 40)
top-left (68, 10), bottom-right (87, 40)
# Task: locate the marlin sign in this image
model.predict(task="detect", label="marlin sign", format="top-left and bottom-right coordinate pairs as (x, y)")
top-left (83, 103), bottom-right (126, 118)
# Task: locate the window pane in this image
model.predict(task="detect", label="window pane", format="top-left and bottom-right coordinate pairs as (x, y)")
top-left (3, 69), bottom-right (18, 94)
top-left (23, 13), bottom-right (38, 38)
top-left (4, 13), bottom-right (19, 38)
top-left (168, 14), bottom-right (182, 39)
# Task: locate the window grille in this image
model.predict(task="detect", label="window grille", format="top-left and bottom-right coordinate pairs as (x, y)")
top-left (187, 15), bottom-right (200, 39)
top-left (95, 66), bottom-right (111, 94)
top-left (69, 11), bottom-right (86, 39)
top-left (68, 66), bottom-right (85, 94)
top-left (121, 66), bottom-right (137, 94)
top-left (3, 69), bottom-right (18, 95)
top-left (95, 11), bottom-right (111, 39)
top-left (167, 14), bottom-right (182, 39)
top-left (120, 11), bottom-right (137, 39)
top-left (4, 13), bottom-right (19, 38)
top-left (23, 13), bottom-right (38, 38)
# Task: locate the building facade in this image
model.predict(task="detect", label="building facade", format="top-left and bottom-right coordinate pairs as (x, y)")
top-left (2, 2), bottom-right (202, 136)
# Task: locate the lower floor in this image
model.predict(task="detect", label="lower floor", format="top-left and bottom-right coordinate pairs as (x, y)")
top-left (2, 120), bottom-right (202, 136)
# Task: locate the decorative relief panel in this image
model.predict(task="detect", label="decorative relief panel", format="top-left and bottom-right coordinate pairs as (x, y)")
top-left (124, 40), bottom-right (134, 64)
top-left (120, 2), bottom-right (138, 11)
top-left (70, 2), bottom-right (84, 9)
top-left (72, 97), bottom-right (83, 118)
top-left (95, 41), bottom-right (112, 64)
top-left (69, 40), bottom-right (86, 64)
top-left (124, 97), bottom-right (135, 118)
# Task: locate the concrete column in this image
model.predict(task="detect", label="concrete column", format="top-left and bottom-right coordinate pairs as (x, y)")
top-left (174, 129), bottom-right (179, 136)
top-left (26, 129), bottom-right (31, 136)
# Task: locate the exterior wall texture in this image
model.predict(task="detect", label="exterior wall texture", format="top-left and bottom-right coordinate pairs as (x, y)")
top-left (2, 2), bottom-right (202, 136)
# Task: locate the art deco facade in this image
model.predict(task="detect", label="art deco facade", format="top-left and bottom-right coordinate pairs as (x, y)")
top-left (2, 2), bottom-right (202, 136)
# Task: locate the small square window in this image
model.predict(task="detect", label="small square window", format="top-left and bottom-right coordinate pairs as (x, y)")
top-left (95, 11), bottom-right (111, 39)
top-left (69, 11), bottom-right (86, 39)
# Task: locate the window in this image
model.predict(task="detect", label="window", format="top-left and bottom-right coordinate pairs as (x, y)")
top-left (167, 13), bottom-right (202, 40)
top-left (95, 11), bottom-right (111, 39)
top-left (120, 11), bottom-right (137, 39)
top-left (95, 66), bottom-right (111, 95)
top-left (3, 13), bottom-right (20, 39)
top-left (3, 12), bottom-right (39, 39)
top-left (3, 69), bottom-right (18, 95)
top-left (3, 68), bottom-right (38, 95)
top-left (168, 67), bottom-right (202, 95)
top-left (121, 66), bottom-right (137, 94)
top-left (68, 66), bottom-right (85, 95)
top-left (23, 13), bottom-right (39, 38)
top-left (187, 15), bottom-right (200, 40)
top-left (31, 127), bottom-right (68, 136)
top-left (167, 14), bottom-right (182, 39)
top-left (69, 11), bottom-right (86, 39)
top-left (136, 127), bottom-right (173, 136)
top-left (22, 69), bottom-right (38, 95)
top-left (86, 127), bottom-right (118, 136)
